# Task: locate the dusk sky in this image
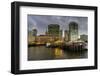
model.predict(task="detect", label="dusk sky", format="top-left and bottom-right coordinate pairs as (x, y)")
top-left (28, 15), bottom-right (88, 35)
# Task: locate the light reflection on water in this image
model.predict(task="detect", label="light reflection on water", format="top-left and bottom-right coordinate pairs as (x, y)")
top-left (54, 48), bottom-right (64, 59)
top-left (28, 46), bottom-right (87, 61)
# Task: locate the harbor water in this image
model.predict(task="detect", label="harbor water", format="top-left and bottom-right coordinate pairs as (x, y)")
top-left (28, 46), bottom-right (87, 61)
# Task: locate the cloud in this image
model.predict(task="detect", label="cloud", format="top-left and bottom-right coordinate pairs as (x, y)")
top-left (28, 16), bottom-right (37, 31)
top-left (28, 15), bottom-right (88, 35)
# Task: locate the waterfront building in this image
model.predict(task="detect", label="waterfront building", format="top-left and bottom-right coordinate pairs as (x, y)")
top-left (69, 22), bottom-right (78, 41)
top-left (64, 30), bottom-right (69, 42)
top-left (80, 34), bottom-right (88, 42)
top-left (47, 24), bottom-right (60, 37)
top-left (28, 29), bottom-right (37, 44)
top-left (28, 31), bottom-right (36, 43)
top-left (59, 30), bottom-right (63, 39)
top-left (32, 29), bottom-right (37, 36)
top-left (35, 35), bottom-right (59, 44)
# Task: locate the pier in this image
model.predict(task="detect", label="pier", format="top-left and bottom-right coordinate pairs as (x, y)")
top-left (28, 40), bottom-right (87, 51)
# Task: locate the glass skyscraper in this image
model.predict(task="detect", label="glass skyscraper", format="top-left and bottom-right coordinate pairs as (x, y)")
top-left (47, 24), bottom-right (60, 36)
top-left (69, 22), bottom-right (78, 41)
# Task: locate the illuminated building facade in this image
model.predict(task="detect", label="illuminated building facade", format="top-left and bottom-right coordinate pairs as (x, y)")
top-left (80, 34), bottom-right (88, 42)
top-left (28, 29), bottom-right (37, 44)
top-left (59, 30), bottom-right (63, 40)
top-left (47, 24), bottom-right (60, 36)
top-left (69, 22), bottom-right (78, 41)
top-left (28, 31), bottom-right (35, 43)
top-left (35, 35), bottom-right (59, 44)
top-left (32, 29), bottom-right (37, 36)
top-left (64, 30), bottom-right (69, 42)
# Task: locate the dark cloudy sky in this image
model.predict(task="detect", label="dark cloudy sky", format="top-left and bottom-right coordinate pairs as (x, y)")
top-left (28, 15), bottom-right (88, 35)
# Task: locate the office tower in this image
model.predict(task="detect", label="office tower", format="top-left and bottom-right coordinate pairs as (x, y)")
top-left (69, 22), bottom-right (78, 41)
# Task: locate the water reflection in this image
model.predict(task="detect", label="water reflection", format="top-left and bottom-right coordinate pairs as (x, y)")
top-left (28, 46), bottom-right (87, 61)
top-left (54, 48), bottom-right (63, 59)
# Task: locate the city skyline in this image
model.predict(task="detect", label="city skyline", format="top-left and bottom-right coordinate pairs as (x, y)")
top-left (28, 15), bottom-right (88, 61)
top-left (28, 15), bottom-right (88, 36)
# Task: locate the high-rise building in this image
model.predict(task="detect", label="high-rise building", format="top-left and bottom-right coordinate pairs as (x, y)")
top-left (59, 30), bottom-right (62, 37)
top-left (69, 22), bottom-right (78, 41)
top-left (28, 29), bottom-right (37, 43)
top-left (47, 24), bottom-right (60, 36)
top-left (32, 29), bottom-right (37, 36)
top-left (64, 30), bottom-right (69, 41)
top-left (80, 34), bottom-right (88, 42)
top-left (28, 31), bottom-right (35, 43)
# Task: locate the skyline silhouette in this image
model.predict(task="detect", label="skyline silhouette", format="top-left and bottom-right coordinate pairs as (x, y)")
top-left (28, 15), bottom-right (88, 36)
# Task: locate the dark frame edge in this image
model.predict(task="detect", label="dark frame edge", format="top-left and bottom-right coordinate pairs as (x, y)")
top-left (12, 1), bottom-right (97, 10)
top-left (11, 2), bottom-right (15, 74)
top-left (11, 1), bottom-right (98, 74)
top-left (94, 7), bottom-right (98, 69)
top-left (11, 2), bottom-right (20, 74)
top-left (12, 66), bottom-right (97, 75)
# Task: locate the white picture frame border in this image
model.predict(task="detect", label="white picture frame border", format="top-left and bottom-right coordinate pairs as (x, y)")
top-left (20, 6), bottom-right (95, 70)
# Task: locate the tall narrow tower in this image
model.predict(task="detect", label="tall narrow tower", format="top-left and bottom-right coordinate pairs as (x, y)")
top-left (69, 22), bottom-right (78, 41)
top-left (32, 29), bottom-right (37, 36)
